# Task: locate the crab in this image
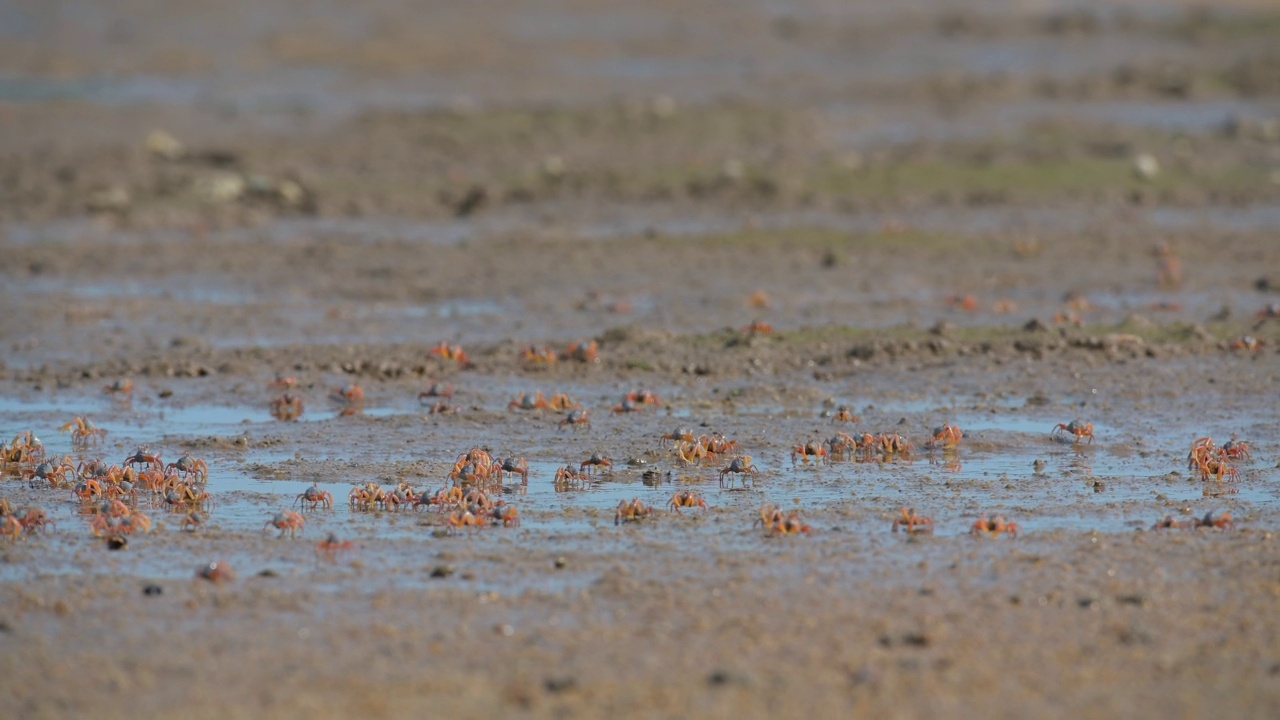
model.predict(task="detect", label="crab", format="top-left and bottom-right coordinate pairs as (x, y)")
top-left (508, 391), bottom-right (551, 412)
top-left (268, 374), bottom-right (298, 390)
top-left (73, 478), bottom-right (104, 500)
top-left (493, 457), bottom-right (530, 484)
top-left (1193, 511), bottom-right (1234, 530)
top-left (0, 515), bottom-right (22, 542)
top-left (612, 397), bottom-right (644, 414)
top-left (769, 514), bottom-right (812, 536)
top-left (489, 504), bottom-right (520, 527)
top-left (548, 393), bottom-right (581, 411)
top-left (564, 340), bottom-right (599, 363)
top-left (660, 426), bottom-right (695, 448)
top-left (165, 483), bottom-right (212, 511)
top-left (559, 409), bottom-right (591, 430)
top-left (124, 448), bottom-right (165, 472)
top-left (970, 514), bottom-right (1019, 539)
top-left (265, 511), bottom-right (305, 538)
top-left (580, 452), bottom-right (613, 474)
top-left (428, 341), bottom-right (471, 367)
top-left (927, 424), bottom-right (963, 450)
top-left (624, 389), bottom-right (661, 407)
top-left (826, 432), bottom-right (859, 462)
top-left (891, 508), bottom-right (934, 535)
top-left (103, 379), bottom-right (134, 396)
top-left (554, 465), bottom-right (590, 490)
top-left (446, 509), bottom-right (486, 531)
top-left (945, 294), bottom-right (980, 313)
top-left (614, 498), bottom-right (654, 525)
top-left (17, 507), bottom-right (55, 534)
top-left (1220, 436), bottom-right (1252, 461)
top-left (196, 561), bottom-right (236, 583)
top-left (831, 406), bottom-right (860, 424)
top-left (270, 392), bottom-right (305, 421)
top-left (418, 382), bottom-right (456, 401)
top-left (295, 483), bottom-right (334, 510)
top-left (668, 490), bottom-right (707, 513)
top-left (60, 417), bottom-right (107, 446)
top-left (522, 345), bottom-right (558, 366)
top-left (741, 319), bottom-right (773, 336)
top-left (418, 486), bottom-right (464, 511)
top-left (701, 433), bottom-right (739, 456)
top-left (27, 458), bottom-right (75, 488)
top-left (1256, 302), bottom-right (1280, 322)
top-left (791, 441), bottom-right (829, 466)
top-left (1052, 420), bottom-right (1094, 444)
top-left (676, 440), bottom-right (708, 465)
top-left (181, 512), bottom-right (208, 532)
top-left (1197, 457), bottom-right (1240, 483)
top-left (331, 384), bottom-right (365, 415)
top-left (878, 433), bottom-right (915, 458)
top-left (316, 533), bottom-right (355, 561)
top-left (1230, 335), bottom-right (1264, 352)
top-left (719, 455), bottom-right (758, 487)
top-left (166, 453), bottom-right (209, 482)
top-left (1151, 515), bottom-right (1190, 531)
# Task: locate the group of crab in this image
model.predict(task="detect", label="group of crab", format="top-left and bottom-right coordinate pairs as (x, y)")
top-left (520, 339), bottom-right (600, 368)
top-left (0, 498), bottom-right (55, 541)
top-left (1187, 436), bottom-right (1251, 483)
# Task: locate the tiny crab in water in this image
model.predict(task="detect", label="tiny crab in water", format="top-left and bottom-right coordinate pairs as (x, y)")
top-left (927, 424), bottom-right (963, 450)
top-left (316, 533), bottom-right (355, 561)
top-left (668, 490), bottom-right (707, 513)
top-left (60, 417), bottom-right (106, 446)
top-left (831, 406), bottom-right (860, 424)
top-left (1052, 420), bottom-right (1094, 444)
top-left (489, 504), bottom-right (520, 527)
top-left (295, 483), bottom-right (334, 510)
top-left (166, 453), bottom-right (209, 482)
top-left (508, 391), bottom-right (551, 412)
top-left (614, 498), bottom-right (654, 525)
top-left (27, 458), bottom-right (75, 488)
top-left (270, 393), bottom-right (305, 422)
top-left (331, 384), bottom-right (365, 415)
top-left (580, 452), bottom-right (613, 474)
top-left (891, 508), bottom-right (934, 535)
top-left (16, 507), bottom-right (55, 534)
top-left (758, 505), bottom-right (810, 536)
top-left (428, 341), bottom-right (471, 367)
top-left (123, 447), bottom-right (164, 472)
top-left (196, 561), bottom-right (235, 583)
top-left (559, 409), bottom-right (591, 430)
top-left (446, 509), bottom-right (486, 532)
top-left (624, 389), bottom-right (661, 407)
top-left (493, 457), bottom-right (530, 484)
top-left (103, 379), bottom-right (134, 396)
top-left (564, 340), bottom-right (599, 363)
top-left (791, 441), bottom-right (829, 466)
top-left (719, 455), bottom-right (758, 487)
top-left (1220, 436), bottom-right (1252, 461)
top-left (554, 465), bottom-right (590, 490)
top-left (612, 397), bottom-right (645, 414)
top-left (970, 514), bottom-right (1019, 539)
top-left (659, 426), bottom-right (695, 448)
top-left (418, 382), bottom-right (456, 401)
top-left (265, 511), bottom-right (305, 538)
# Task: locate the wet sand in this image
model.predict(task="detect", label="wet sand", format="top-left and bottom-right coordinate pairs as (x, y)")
top-left (1, 1), bottom-right (1280, 718)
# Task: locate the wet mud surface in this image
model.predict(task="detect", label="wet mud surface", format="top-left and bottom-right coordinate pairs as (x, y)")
top-left (2, 1), bottom-right (1280, 718)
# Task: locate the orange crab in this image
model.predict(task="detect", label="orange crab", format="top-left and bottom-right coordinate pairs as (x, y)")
top-left (564, 340), bottom-right (599, 363)
top-left (27, 458), bottom-right (75, 488)
top-left (891, 508), bottom-right (934, 535)
top-left (103, 379), bottom-right (134, 396)
top-left (1052, 420), bottom-right (1094, 444)
top-left (970, 514), bottom-right (1019, 539)
top-left (548, 393), bottom-right (581, 411)
top-left (614, 498), bottom-right (654, 525)
top-left (270, 392), bottom-right (305, 421)
top-left (16, 507), bottom-right (55, 534)
top-left (60, 417), bottom-right (107, 446)
top-left (624, 389), bottom-right (661, 407)
top-left (945, 294), bottom-right (979, 312)
top-left (418, 382), bottom-right (456, 401)
top-left (660, 426), bottom-right (695, 448)
top-left (580, 452), bottom-right (613, 474)
top-left (553, 465), bottom-right (591, 490)
top-left (758, 505), bottom-right (810, 536)
top-left (181, 512), bottom-right (208, 532)
top-left (1220, 436), bottom-right (1252, 461)
top-left (668, 490), bottom-right (707, 513)
top-left (123, 447), bottom-right (164, 472)
top-left (0, 515), bottom-right (22, 542)
top-left (268, 374), bottom-right (298, 390)
top-left (446, 509), bottom-right (487, 532)
top-left (521, 345), bottom-right (558, 366)
top-left (166, 453), bottom-right (209, 482)
top-left (612, 397), bottom-right (645, 414)
top-left (927, 424), bottom-right (963, 450)
top-left (489, 504), bottom-right (520, 527)
top-left (831, 406), bottom-right (860, 424)
top-left (1151, 515), bottom-right (1190, 530)
top-left (265, 510), bottom-right (305, 538)
top-left (316, 533), bottom-right (355, 561)
top-left (559, 409), bottom-right (591, 430)
top-left (825, 432), bottom-right (859, 462)
top-left (196, 561), bottom-right (236, 583)
top-left (493, 457), bottom-right (530, 484)
top-left (876, 433), bottom-right (915, 459)
top-left (791, 441), bottom-right (829, 466)
top-left (1230, 335), bottom-right (1264, 353)
top-left (418, 486), bottom-right (464, 511)
top-left (718, 455), bottom-right (758, 487)
top-left (1193, 511), bottom-right (1234, 530)
top-left (296, 483), bottom-right (334, 510)
top-left (508, 391), bottom-right (551, 412)
top-left (331, 384), bottom-right (365, 415)
top-left (741, 319), bottom-right (773, 337)
top-left (428, 341), bottom-right (472, 367)
top-left (1256, 302), bottom-right (1280, 323)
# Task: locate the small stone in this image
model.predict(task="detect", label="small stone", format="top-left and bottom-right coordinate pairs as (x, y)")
top-left (1133, 153), bottom-right (1160, 181)
top-left (143, 585), bottom-right (163, 596)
